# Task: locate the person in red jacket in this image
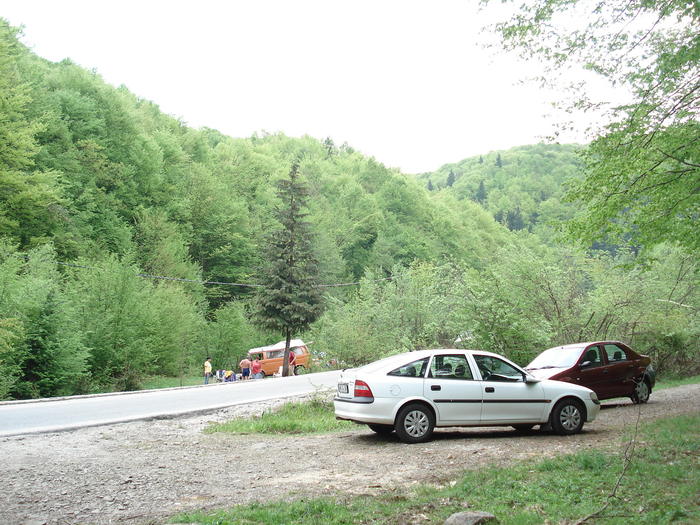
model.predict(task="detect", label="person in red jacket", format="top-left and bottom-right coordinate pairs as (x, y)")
top-left (288, 349), bottom-right (296, 376)
top-left (251, 358), bottom-right (262, 379)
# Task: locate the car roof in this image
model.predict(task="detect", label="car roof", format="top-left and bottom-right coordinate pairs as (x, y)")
top-left (248, 339), bottom-right (306, 354)
top-left (356, 348), bottom-right (504, 373)
top-left (546, 341), bottom-right (627, 351)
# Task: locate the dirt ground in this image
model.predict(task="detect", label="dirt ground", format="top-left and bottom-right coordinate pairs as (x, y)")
top-left (1, 383), bottom-right (699, 525)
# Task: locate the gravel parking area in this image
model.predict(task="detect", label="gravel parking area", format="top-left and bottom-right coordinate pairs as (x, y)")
top-left (1, 383), bottom-right (699, 525)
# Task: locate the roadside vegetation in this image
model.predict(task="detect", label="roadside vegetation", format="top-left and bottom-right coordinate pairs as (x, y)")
top-left (205, 396), bottom-right (353, 435)
top-left (140, 376), bottom-right (204, 390)
top-left (175, 413), bottom-right (700, 524)
top-left (655, 375), bottom-right (700, 391)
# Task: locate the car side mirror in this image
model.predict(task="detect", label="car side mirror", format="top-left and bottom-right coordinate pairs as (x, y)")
top-left (524, 374), bottom-right (540, 383)
top-left (579, 360), bottom-right (592, 368)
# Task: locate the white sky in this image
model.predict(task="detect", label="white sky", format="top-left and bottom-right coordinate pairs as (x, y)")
top-left (2, 0), bottom-right (592, 173)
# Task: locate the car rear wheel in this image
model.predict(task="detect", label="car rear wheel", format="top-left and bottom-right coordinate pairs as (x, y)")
top-left (550, 398), bottom-right (585, 435)
top-left (294, 365), bottom-right (306, 375)
top-left (394, 403), bottom-right (435, 444)
top-left (631, 379), bottom-right (651, 404)
top-left (368, 424), bottom-right (394, 435)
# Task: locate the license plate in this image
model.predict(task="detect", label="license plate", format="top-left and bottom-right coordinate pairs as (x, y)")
top-left (338, 383), bottom-right (349, 394)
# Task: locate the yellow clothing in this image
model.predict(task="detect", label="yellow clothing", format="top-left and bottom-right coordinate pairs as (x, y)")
top-left (204, 360), bottom-right (212, 374)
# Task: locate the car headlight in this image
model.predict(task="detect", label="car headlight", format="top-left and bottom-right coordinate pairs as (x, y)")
top-left (589, 391), bottom-right (599, 404)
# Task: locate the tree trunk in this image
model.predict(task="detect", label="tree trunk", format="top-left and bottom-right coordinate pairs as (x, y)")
top-left (282, 328), bottom-right (292, 377)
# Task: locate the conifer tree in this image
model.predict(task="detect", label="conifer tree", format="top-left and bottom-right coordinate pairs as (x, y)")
top-left (254, 161), bottom-right (323, 375)
top-left (475, 180), bottom-right (487, 203)
top-left (447, 170), bottom-right (456, 187)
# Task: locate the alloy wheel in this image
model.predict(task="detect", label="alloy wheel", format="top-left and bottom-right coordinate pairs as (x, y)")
top-left (404, 410), bottom-right (430, 437)
top-left (559, 404), bottom-right (582, 431)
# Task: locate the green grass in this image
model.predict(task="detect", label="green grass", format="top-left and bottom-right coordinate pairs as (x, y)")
top-left (655, 374), bottom-right (700, 390)
top-left (140, 375), bottom-right (205, 389)
top-left (205, 396), bottom-right (354, 435)
top-left (173, 413), bottom-right (700, 525)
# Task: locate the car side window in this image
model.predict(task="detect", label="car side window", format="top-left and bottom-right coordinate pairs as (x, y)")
top-left (388, 357), bottom-right (429, 378)
top-left (604, 344), bottom-right (628, 363)
top-left (428, 354), bottom-right (474, 380)
top-left (581, 346), bottom-right (603, 367)
top-left (267, 350), bottom-right (284, 359)
top-left (474, 355), bottom-right (523, 382)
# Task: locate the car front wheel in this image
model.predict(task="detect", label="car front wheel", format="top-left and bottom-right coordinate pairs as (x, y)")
top-left (631, 379), bottom-right (651, 404)
top-left (394, 403), bottom-right (435, 444)
top-left (550, 398), bottom-right (585, 435)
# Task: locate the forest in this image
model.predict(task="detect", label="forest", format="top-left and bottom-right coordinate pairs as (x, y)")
top-left (0, 14), bottom-right (697, 400)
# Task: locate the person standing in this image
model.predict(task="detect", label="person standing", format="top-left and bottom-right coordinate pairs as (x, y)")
top-left (239, 356), bottom-right (252, 380)
top-left (251, 358), bottom-right (262, 379)
top-left (288, 349), bottom-right (297, 376)
top-left (204, 357), bottom-right (212, 384)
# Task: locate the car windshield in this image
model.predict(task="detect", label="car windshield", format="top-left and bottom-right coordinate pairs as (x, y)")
top-left (527, 346), bottom-right (585, 369)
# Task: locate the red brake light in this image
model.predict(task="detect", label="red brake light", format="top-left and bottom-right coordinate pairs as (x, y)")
top-left (354, 379), bottom-right (374, 398)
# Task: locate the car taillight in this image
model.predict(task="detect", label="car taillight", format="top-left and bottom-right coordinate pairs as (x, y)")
top-left (354, 379), bottom-right (373, 398)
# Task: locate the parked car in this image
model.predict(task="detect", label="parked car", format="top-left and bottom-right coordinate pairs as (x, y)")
top-left (247, 339), bottom-right (311, 377)
top-left (334, 349), bottom-right (600, 443)
top-left (525, 341), bottom-right (655, 404)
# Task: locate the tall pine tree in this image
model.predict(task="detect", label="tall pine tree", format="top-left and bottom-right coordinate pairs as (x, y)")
top-left (254, 161), bottom-right (323, 375)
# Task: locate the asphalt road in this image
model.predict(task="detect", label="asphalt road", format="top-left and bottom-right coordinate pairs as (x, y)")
top-left (0, 370), bottom-right (341, 437)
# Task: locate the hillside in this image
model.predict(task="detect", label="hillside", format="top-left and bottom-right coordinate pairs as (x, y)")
top-left (418, 144), bottom-right (584, 235)
top-left (1, 19), bottom-right (697, 400)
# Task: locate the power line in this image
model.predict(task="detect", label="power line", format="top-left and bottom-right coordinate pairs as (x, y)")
top-left (10, 253), bottom-right (395, 289)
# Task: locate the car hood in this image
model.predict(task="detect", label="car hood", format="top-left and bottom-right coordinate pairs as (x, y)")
top-left (526, 367), bottom-right (569, 380)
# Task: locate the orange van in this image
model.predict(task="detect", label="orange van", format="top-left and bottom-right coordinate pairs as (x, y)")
top-left (247, 339), bottom-right (311, 377)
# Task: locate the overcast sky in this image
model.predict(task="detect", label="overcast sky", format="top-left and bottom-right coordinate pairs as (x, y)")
top-left (2, 0), bottom-right (589, 173)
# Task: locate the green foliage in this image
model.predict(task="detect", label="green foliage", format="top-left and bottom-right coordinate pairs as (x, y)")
top-left (416, 144), bottom-right (584, 237)
top-left (205, 301), bottom-right (269, 371)
top-left (569, 121), bottom-right (700, 255)
top-left (311, 263), bottom-right (471, 366)
top-left (0, 23), bottom-right (62, 248)
top-left (0, 318), bottom-right (24, 399)
top-left (0, 242), bottom-right (89, 398)
top-left (485, 0), bottom-right (700, 256)
top-left (312, 242), bottom-right (699, 372)
top-left (254, 162), bottom-right (324, 347)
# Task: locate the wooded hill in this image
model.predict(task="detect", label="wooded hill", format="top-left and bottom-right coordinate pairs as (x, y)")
top-left (417, 144), bottom-right (583, 236)
top-left (1, 19), bottom-right (697, 399)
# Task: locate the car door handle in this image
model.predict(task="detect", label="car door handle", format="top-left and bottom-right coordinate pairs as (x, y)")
top-left (485, 387), bottom-right (495, 393)
top-left (431, 385), bottom-right (441, 391)
top-left (603, 369), bottom-right (609, 374)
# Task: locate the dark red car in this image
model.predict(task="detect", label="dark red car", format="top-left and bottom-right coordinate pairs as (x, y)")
top-left (525, 341), bottom-right (655, 403)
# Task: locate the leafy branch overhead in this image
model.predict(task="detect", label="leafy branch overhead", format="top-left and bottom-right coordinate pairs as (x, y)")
top-left (486, 0), bottom-right (699, 255)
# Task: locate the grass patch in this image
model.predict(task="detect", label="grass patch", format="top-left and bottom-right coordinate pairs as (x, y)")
top-left (205, 396), bottom-right (354, 435)
top-left (655, 374), bottom-right (700, 390)
top-left (173, 413), bottom-right (700, 524)
top-left (140, 375), bottom-right (204, 390)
